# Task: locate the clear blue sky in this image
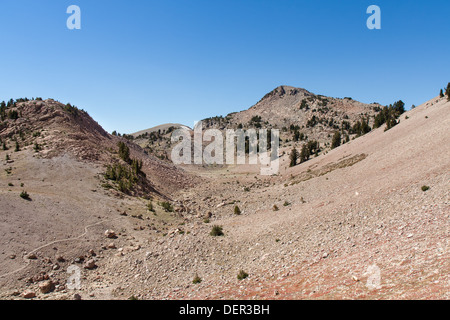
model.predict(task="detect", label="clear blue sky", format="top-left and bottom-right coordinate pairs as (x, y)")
top-left (1, 0), bottom-right (449, 134)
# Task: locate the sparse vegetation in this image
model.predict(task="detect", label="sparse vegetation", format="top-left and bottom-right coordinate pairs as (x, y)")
top-left (234, 205), bottom-right (241, 215)
top-left (273, 205), bottom-right (279, 211)
top-left (237, 270), bottom-right (249, 280)
top-left (210, 225), bottom-right (224, 237)
top-left (33, 142), bottom-right (41, 152)
top-left (421, 185), bottom-right (430, 192)
top-left (159, 201), bottom-right (174, 212)
top-left (373, 101), bottom-right (405, 131)
top-left (63, 103), bottom-right (80, 117)
top-left (104, 142), bottom-right (146, 194)
top-left (20, 191), bottom-right (30, 200)
top-left (192, 274), bottom-right (202, 284)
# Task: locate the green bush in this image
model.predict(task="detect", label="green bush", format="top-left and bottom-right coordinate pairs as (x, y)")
top-left (421, 185), bottom-right (430, 192)
top-left (234, 205), bottom-right (241, 215)
top-left (160, 201), bottom-right (174, 212)
top-left (237, 270), bottom-right (249, 280)
top-left (20, 191), bottom-right (30, 200)
top-left (210, 225), bottom-right (224, 237)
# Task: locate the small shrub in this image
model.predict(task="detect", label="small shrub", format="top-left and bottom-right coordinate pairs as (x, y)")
top-left (33, 142), bottom-right (41, 152)
top-left (192, 274), bottom-right (202, 284)
top-left (237, 270), bottom-right (249, 280)
top-left (160, 201), bottom-right (174, 212)
top-left (421, 185), bottom-right (430, 192)
top-left (210, 225), bottom-right (224, 237)
top-left (283, 201), bottom-right (290, 207)
top-left (234, 205), bottom-right (241, 215)
top-left (203, 218), bottom-right (210, 224)
top-left (20, 191), bottom-right (30, 200)
top-left (147, 201), bottom-right (155, 212)
top-left (8, 183), bottom-right (14, 187)
top-left (14, 141), bottom-right (20, 152)
top-left (273, 205), bottom-right (279, 211)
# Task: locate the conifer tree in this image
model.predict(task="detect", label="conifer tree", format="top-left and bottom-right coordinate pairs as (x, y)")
top-left (331, 131), bottom-right (341, 149)
top-left (289, 147), bottom-right (299, 167)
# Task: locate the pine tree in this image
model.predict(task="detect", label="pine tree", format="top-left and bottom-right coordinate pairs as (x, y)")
top-left (289, 147), bottom-right (299, 167)
top-left (446, 83), bottom-right (450, 101)
top-left (331, 131), bottom-right (341, 149)
top-left (118, 141), bottom-right (131, 163)
top-left (440, 89), bottom-right (445, 98)
top-left (300, 145), bottom-right (310, 163)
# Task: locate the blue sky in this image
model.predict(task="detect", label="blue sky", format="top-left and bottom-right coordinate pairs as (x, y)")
top-left (1, 0), bottom-right (449, 133)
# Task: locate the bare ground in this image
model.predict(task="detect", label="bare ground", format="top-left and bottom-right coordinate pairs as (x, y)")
top-left (0, 96), bottom-right (448, 300)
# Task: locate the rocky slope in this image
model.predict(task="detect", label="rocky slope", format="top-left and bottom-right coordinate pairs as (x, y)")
top-left (0, 94), bottom-right (448, 300)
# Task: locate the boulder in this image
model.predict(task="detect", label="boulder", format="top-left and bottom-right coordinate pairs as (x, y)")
top-left (39, 280), bottom-right (55, 294)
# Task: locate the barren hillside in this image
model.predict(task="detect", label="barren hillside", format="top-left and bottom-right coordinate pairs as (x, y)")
top-left (0, 94), bottom-right (448, 300)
